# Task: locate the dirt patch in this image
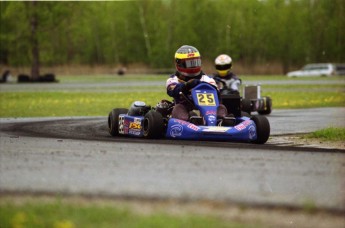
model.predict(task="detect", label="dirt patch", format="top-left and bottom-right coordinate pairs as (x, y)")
top-left (270, 135), bottom-right (345, 150)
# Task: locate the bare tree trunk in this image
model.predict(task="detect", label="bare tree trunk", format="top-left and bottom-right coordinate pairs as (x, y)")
top-left (139, 3), bottom-right (152, 63)
top-left (30, 1), bottom-right (40, 81)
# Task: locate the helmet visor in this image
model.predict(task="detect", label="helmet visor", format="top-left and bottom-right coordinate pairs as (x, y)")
top-left (216, 63), bottom-right (231, 71)
top-left (176, 58), bottom-right (201, 69)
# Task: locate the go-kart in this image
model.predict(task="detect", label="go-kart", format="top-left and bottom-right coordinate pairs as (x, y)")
top-left (108, 83), bottom-right (270, 144)
top-left (241, 84), bottom-right (272, 115)
top-left (219, 84), bottom-right (272, 115)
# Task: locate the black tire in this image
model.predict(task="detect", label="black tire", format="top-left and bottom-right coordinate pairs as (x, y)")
top-left (258, 97), bottom-right (272, 115)
top-left (251, 115), bottom-right (270, 144)
top-left (143, 110), bottom-right (165, 139)
top-left (108, 108), bottom-right (128, 136)
top-left (241, 98), bottom-right (252, 114)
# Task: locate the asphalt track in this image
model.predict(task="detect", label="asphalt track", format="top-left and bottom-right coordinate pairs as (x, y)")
top-left (0, 107), bottom-right (344, 212)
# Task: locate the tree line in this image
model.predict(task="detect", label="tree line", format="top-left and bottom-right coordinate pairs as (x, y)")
top-left (1, 0), bottom-right (344, 77)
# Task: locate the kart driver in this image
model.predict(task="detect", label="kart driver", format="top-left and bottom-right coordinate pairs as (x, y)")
top-left (213, 54), bottom-right (242, 95)
top-left (166, 45), bottom-right (228, 121)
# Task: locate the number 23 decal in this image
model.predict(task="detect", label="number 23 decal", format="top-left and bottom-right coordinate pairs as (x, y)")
top-left (197, 93), bottom-right (216, 106)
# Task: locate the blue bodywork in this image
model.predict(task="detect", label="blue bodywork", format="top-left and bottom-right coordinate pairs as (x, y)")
top-left (117, 83), bottom-right (258, 142)
top-left (165, 83), bottom-right (257, 142)
top-left (165, 117), bottom-right (256, 141)
top-left (117, 114), bottom-right (257, 142)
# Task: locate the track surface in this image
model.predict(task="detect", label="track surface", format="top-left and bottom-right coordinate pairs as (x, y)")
top-left (0, 108), bottom-right (345, 211)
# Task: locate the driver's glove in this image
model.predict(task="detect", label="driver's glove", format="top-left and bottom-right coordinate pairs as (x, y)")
top-left (183, 79), bottom-right (200, 93)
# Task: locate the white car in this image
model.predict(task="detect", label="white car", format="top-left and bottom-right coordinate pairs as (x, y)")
top-left (286, 63), bottom-right (342, 77)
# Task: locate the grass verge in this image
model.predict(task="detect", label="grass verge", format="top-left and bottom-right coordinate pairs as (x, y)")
top-left (0, 75), bottom-right (344, 117)
top-left (304, 127), bottom-right (345, 141)
top-left (0, 197), bottom-right (247, 228)
top-left (0, 92), bottom-right (170, 117)
top-left (0, 90), bottom-right (343, 117)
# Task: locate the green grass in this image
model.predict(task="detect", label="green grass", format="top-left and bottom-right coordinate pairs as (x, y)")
top-left (0, 75), bottom-right (344, 117)
top-left (305, 127), bottom-right (345, 141)
top-left (0, 198), bottom-right (248, 228)
top-left (262, 90), bottom-right (344, 109)
top-left (0, 92), bottom-right (170, 117)
top-left (56, 74), bottom-right (345, 82)
top-left (58, 74), bottom-right (167, 83)
top-left (1, 90), bottom-right (343, 117)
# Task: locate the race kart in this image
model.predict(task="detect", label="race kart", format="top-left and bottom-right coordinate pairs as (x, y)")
top-left (219, 84), bottom-right (272, 116)
top-left (108, 83), bottom-right (270, 144)
top-left (241, 84), bottom-right (272, 115)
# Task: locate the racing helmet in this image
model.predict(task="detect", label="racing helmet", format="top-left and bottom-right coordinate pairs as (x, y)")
top-left (215, 54), bottom-right (232, 77)
top-left (175, 45), bottom-right (202, 77)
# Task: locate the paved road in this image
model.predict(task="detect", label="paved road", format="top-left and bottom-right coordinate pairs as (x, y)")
top-left (267, 107), bottom-right (345, 135)
top-left (1, 79), bottom-right (344, 92)
top-left (0, 108), bottom-right (344, 211)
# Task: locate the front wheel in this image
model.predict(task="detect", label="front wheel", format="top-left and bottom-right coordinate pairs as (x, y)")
top-left (108, 108), bottom-right (128, 136)
top-left (143, 110), bottom-right (165, 139)
top-left (251, 115), bottom-right (270, 144)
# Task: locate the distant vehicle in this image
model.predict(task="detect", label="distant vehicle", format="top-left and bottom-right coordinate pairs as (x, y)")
top-left (335, 64), bottom-right (345, 75)
top-left (287, 63), bottom-right (345, 77)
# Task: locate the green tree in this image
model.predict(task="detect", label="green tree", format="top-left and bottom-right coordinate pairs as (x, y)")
top-left (1, 0), bottom-right (344, 73)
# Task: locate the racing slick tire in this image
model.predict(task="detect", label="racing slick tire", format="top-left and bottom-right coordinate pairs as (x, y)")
top-left (251, 115), bottom-right (270, 144)
top-left (258, 97), bottom-right (272, 115)
top-left (143, 110), bottom-right (165, 139)
top-left (241, 98), bottom-right (252, 115)
top-left (108, 108), bottom-right (128, 136)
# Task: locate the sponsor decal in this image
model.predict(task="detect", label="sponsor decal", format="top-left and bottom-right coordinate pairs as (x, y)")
top-left (249, 125), bottom-right (256, 139)
top-left (202, 127), bottom-right (229, 132)
top-left (208, 115), bottom-right (216, 123)
top-left (187, 53), bottom-right (195, 57)
top-left (174, 119), bottom-right (189, 125)
top-left (235, 124), bottom-right (245, 131)
top-left (187, 124), bottom-right (200, 131)
top-left (134, 118), bottom-right (141, 123)
top-left (170, 124), bottom-right (183, 137)
top-left (123, 119), bottom-right (130, 134)
top-left (205, 110), bottom-right (217, 115)
top-left (129, 122), bottom-right (141, 130)
top-left (129, 129), bottom-right (141, 136)
top-left (242, 120), bottom-right (252, 127)
top-left (118, 116), bottom-right (125, 134)
top-left (234, 120), bottom-right (252, 131)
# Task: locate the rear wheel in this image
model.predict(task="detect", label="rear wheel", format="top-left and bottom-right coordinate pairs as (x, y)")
top-left (251, 115), bottom-right (270, 144)
top-left (143, 110), bottom-right (165, 138)
top-left (258, 97), bottom-right (272, 115)
top-left (241, 98), bottom-right (252, 115)
top-left (108, 108), bottom-right (128, 136)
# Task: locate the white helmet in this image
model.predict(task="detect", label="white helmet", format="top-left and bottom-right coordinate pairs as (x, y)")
top-left (215, 54), bottom-right (232, 77)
